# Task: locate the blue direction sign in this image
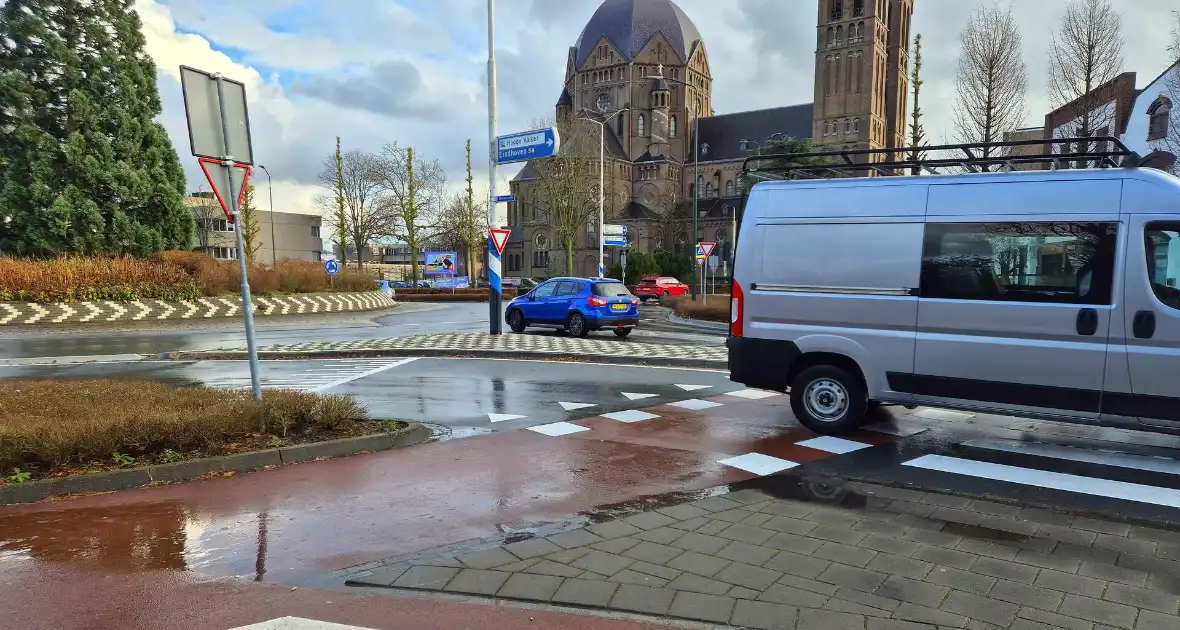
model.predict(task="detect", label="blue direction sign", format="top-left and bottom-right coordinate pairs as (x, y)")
top-left (496, 127), bottom-right (560, 164)
top-left (324, 259), bottom-right (339, 275)
top-left (494, 194), bottom-right (516, 203)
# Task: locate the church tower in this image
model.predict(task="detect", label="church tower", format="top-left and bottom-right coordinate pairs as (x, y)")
top-left (812, 0), bottom-right (913, 161)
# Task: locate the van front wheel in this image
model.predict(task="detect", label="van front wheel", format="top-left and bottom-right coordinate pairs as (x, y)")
top-left (789, 365), bottom-right (868, 435)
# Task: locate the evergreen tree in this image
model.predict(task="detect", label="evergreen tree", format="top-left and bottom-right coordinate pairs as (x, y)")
top-left (0, 0), bottom-right (192, 257)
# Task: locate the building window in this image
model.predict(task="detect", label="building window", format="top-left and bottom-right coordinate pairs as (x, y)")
top-left (826, 27), bottom-right (835, 48)
top-left (311, 225), bottom-right (321, 238)
top-left (207, 246), bottom-right (238, 260)
top-left (920, 222), bottom-right (1119, 305)
top-left (853, 0), bottom-right (864, 17)
top-left (834, 54), bottom-right (841, 93)
top-left (670, 115), bottom-right (678, 138)
top-left (854, 50), bottom-right (863, 92)
top-left (705, 182), bottom-right (713, 197)
top-left (844, 119), bottom-right (851, 133)
top-left (207, 218), bottom-right (233, 233)
top-left (532, 251), bottom-right (550, 269)
top-left (1146, 224), bottom-right (1180, 308)
top-left (836, 25), bottom-right (843, 46)
top-left (852, 118), bottom-right (860, 133)
top-left (1148, 96), bottom-right (1172, 142)
top-left (725, 181), bottom-right (734, 196)
top-left (697, 175), bottom-right (704, 197)
top-left (637, 114), bottom-right (645, 137)
top-left (830, 0), bottom-right (843, 21)
top-left (616, 113), bottom-right (624, 138)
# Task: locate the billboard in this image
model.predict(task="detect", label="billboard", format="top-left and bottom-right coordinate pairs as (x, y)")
top-left (424, 251), bottom-right (458, 275)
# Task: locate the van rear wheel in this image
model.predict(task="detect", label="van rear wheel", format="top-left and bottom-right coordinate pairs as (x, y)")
top-left (789, 365), bottom-right (868, 435)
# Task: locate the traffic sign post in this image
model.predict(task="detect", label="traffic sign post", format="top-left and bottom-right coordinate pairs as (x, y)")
top-left (181, 65), bottom-right (262, 404)
top-left (494, 194), bottom-right (515, 203)
top-left (603, 224), bottom-right (627, 247)
top-left (495, 128), bottom-right (560, 164)
top-left (695, 241), bottom-right (716, 304)
top-left (488, 228), bottom-right (511, 334)
top-left (324, 259), bottom-right (339, 275)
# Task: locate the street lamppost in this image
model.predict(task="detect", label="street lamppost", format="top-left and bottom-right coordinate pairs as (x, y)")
top-left (578, 106), bottom-right (628, 278)
top-left (256, 164), bottom-right (277, 265)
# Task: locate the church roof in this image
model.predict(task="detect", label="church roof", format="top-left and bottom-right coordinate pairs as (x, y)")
top-left (573, 0), bottom-right (702, 69)
top-left (689, 103), bottom-right (815, 162)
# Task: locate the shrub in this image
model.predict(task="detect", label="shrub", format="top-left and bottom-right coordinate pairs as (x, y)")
top-left (660, 294), bottom-right (728, 322)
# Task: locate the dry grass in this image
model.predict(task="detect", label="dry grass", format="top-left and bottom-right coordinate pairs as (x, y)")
top-left (0, 380), bottom-right (371, 476)
top-left (0, 253), bottom-right (376, 302)
top-left (660, 294), bottom-right (729, 323)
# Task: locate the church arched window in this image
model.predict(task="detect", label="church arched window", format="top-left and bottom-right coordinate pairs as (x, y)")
top-left (1148, 96), bottom-right (1172, 142)
top-left (670, 115), bottom-right (678, 138)
top-left (637, 114), bottom-right (645, 137)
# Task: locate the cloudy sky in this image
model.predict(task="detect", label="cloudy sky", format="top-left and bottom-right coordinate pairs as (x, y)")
top-left (138, 0), bottom-right (1178, 219)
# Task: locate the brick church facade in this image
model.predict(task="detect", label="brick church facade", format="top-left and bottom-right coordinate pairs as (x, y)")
top-left (504, 0), bottom-right (913, 279)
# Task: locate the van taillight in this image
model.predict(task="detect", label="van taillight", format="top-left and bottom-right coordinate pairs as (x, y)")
top-left (730, 280), bottom-right (743, 337)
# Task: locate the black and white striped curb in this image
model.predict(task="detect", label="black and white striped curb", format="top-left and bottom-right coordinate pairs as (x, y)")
top-left (0, 291), bottom-right (395, 326)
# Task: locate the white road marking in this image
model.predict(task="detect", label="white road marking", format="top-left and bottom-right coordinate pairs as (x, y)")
top-left (622, 392), bottom-right (658, 400)
top-left (558, 402), bottom-right (596, 411)
top-left (675, 384), bottom-right (713, 391)
top-left (915, 408), bottom-right (975, 421)
top-left (963, 438), bottom-right (1180, 477)
top-left (903, 454), bottom-right (1180, 509)
top-left (725, 388), bottom-right (780, 400)
top-left (488, 413), bottom-right (528, 423)
top-left (527, 422), bottom-right (590, 437)
top-left (797, 436), bottom-right (873, 454)
top-left (307, 357), bottom-right (419, 392)
top-left (230, 617), bottom-right (377, 630)
top-left (718, 453), bottom-right (799, 476)
top-left (602, 410), bottom-right (661, 423)
top-left (668, 399), bottom-right (723, 411)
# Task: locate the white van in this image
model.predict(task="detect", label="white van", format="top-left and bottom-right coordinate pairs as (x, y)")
top-left (727, 145), bottom-right (1180, 436)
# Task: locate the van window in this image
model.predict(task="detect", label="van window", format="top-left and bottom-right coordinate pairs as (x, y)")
top-left (1146, 224), bottom-right (1180, 310)
top-left (920, 222), bottom-right (1118, 305)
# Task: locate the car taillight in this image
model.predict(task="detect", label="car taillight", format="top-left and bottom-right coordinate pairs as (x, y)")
top-left (730, 280), bottom-right (743, 337)
top-left (630, 297), bottom-right (639, 305)
top-left (588, 296), bottom-right (607, 307)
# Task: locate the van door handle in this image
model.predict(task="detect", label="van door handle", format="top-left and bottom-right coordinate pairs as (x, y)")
top-left (1076, 308), bottom-right (1098, 336)
top-left (1133, 310), bottom-right (1156, 339)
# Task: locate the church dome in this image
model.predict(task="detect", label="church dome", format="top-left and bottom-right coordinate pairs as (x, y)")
top-left (572, 0), bottom-right (702, 70)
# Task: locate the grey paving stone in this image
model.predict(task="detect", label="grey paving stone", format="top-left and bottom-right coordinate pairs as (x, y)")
top-left (1062, 593), bottom-right (1138, 628)
top-left (893, 602), bottom-right (968, 627)
top-left (925, 566), bottom-right (996, 596)
top-left (797, 608), bottom-right (867, 630)
top-left (622, 541), bottom-right (683, 565)
top-left (494, 558), bottom-right (540, 573)
top-left (956, 539), bottom-right (1019, 561)
top-left (1018, 509), bottom-right (1070, 527)
top-left (524, 560), bottom-right (584, 578)
top-left (876, 575), bottom-right (949, 608)
top-left (622, 511), bottom-right (679, 531)
top-left (442, 569), bottom-right (512, 595)
top-left (666, 572), bottom-right (733, 595)
top-left (921, 493), bottom-right (975, 509)
top-left (456, 547), bottom-right (518, 570)
top-left (715, 561), bottom-right (783, 590)
top-left (587, 519), bottom-right (644, 540)
top-left (778, 572), bottom-right (840, 596)
top-left (696, 519), bottom-right (732, 536)
top-left (763, 515), bottom-right (820, 535)
top-left (1016, 606), bottom-right (1094, 630)
top-left (712, 508), bottom-right (757, 523)
top-left (670, 530), bottom-right (730, 555)
top-left (669, 516), bottom-right (711, 531)
top-left (913, 546), bottom-right (978, 570)
top-left (546, 529), bottom-right (603, 549)
top-left (546, 547), bottom-right (592, 564)
top-left (867, 552), bottom-right (934, 579)
top-left (354, 565), bottom-right (408, 586)
top-left (1135, 609), bottom-right (1180, 630)
top-left (967, 500), bottom-right (1024, 518)
top-left (805, 508), bottom-right (862, 527)
top-left (570, 550), bottom-right (634, 576)
top-left (731, 599), bottom-right (799, 630)
top-left (392, 565), bottom-right (460, 590)
top-left (633, 526), bottom-right (684, 545)
top-left (988, 579), bottom-right (1065, 611)
top-left (980, 516), bottom-right (1040, 536)
top-left (610, 568), bottom-right (669, 587)
top-left (727, 489), bottom-right (776, 504)
top-left (941, 590), bottom-right (1020, 626)
top-left (862, 534), bottom-right (922, 557)
top-left (825, 597), bottom-right (892, 617)
top-left (608, 584), bottom-right (676, 615)
top-left (551, 578), bottom-right (618, 607)
top-left (656, 503), bottom-right (711, 521)
top-left (757, 500), bottom-right (818, 519)
top-left (590, 536), bottom-right (641, 555)
top-left (1034, 523), bottom-right (1098, 547)
top-left (853, 518), bottom-right (910, 538)
top-left (818, 562), bottom-right (888, 593)
top-left (867, 620), bottom-right (940, 630)
top-left (729, 585), bottom-right (762, 599)
top-left (497, 572), bottom-right (563, 601)
top-left (765, 532), bottom-right (825, 555)
top-left (904, 528), bottom-right (963, 549)
top-left (1071, 517), bottom-right (1131, 537)
top-left (971, 556), bottom-right (1040, 584)
top-left (1096, 533), bottom-right (1158, 556)
top-left (1079, 560), bottom-right (1149, 587)
top-left (808, 525), bottom-right (870, 545)
top-left (691, 496), bottom-right (744, 513)
top-left (668, 591), bottom-right (736, 623)
top-left (814, 541), bottom-right (878, 568)
top-left (667, 550), bottom-right (731, 577)
top-left (758, 583), bottom-right (830, 607)
top-left (764, 550), bottom-right (832, 579)
top-left (885, 500), bottom-right (939, 518)
top-left (718, 522), bottom-right (777, 545)
top-left (503, 537), bottom-right (563, 560)
top-left (931, 507), bottom-right (986, 526)
top-left (627, 560), bottom-right (681, 581)
top-left (578, 571), bottom-right (609, 580)
top-left (1104, 581), bottom-right (1180, 615)
top-left (833, 587), bottom-right (903, 612)
top-left (1034, 568), bottom-right (1107, 598)
top-left (1014, 549), bottom-right (1082, 573)
top-left (717, 540), bottom-right (778, 566)
top-left (742, 512), bottom-right (775, 527)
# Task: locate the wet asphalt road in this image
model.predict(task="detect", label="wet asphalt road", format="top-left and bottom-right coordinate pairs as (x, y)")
top-left (0, 301), bottom-right (722, 360)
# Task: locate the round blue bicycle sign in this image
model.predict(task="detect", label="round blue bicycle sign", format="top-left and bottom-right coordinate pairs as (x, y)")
top-left (324, 259), bottom-right (339, 275)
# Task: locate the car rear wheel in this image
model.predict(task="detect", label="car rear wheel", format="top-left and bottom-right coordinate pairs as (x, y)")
top-left (789, 365), bottom-right (868, 435)
top-left (507, 309), bottom-right (526, 333)
top-left (567, 312), bottom-right (589, 338)
top-left (613, 328), bottom-right (632, 338)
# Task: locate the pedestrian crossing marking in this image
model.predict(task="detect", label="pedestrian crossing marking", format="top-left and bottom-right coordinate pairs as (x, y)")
top-left (718, 453), bottom-right (799, 476)
top-left (725, 388), bottom-right (779, 400)
top-left (668, 399), bottom-right (723, 411)
top-left (602, 410), bottom-right (661, 423)
top-left (489, 413), bottom-right (528, 423)
top-left (675, 384), bottom-right (712, 391)
top-left (622, 392), bottom-right (658, 400)
top-left (528, 422), bottom-right (590, 437)
top-left (797, 436), bottom-right (873, 454)
top-left (558, 402), bottom-right (596, 411)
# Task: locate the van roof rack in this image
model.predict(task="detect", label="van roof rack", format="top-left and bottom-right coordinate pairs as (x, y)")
top-left (741, 136), bottom-right (1142, 180)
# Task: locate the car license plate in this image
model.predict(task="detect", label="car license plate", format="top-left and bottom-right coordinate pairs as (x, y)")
top-left (611, 303), bottom-right (627, 311)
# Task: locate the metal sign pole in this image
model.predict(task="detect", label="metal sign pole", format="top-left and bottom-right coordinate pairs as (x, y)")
top-left (486, 0), bottom-right (502, 335)
top-left (214, 73), bottom-right (262, 403)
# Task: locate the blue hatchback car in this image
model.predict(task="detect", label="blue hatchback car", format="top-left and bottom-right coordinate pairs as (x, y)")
top-left (505, 277), bottom-right (640, 338)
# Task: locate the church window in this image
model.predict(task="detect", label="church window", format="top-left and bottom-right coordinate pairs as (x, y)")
top-left (853, 0), bottom-right (864, 17)
top-left (845, 119), bottom-right (851, 133)
top-left (836, 25), bottom-right (843, 46)
top-left (834, 54), bottom-right (841, 93)
top-left (826, 27), bottom-right (835, 48)
top-left (852, 118), bottom-right (860, 133)
top-left (854, 51), bottom-right (863, 92)
top-left (705, 182), bottom-right (713, 197)
top-left (725, 181), bottom-right (734, 196)
top-left (1148, 96), bottom-right (1172, 142)
top-left (697, 175), bottom-right (704, 196)
top-left (637, 114), bottom-right (645, 137)
top-left (670, 115), bottom-right (678, 138)
top-left (830, 0), bottom-right (843, 22)
top-left (616, 113), bottom-right (624, 138)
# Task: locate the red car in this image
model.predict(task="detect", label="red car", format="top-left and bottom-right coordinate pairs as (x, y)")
top-left (634, 276), bottom-right (689, 302)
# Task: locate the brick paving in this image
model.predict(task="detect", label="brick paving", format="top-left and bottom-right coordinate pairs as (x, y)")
top-left (347, 483), bottom-right (1180, 629)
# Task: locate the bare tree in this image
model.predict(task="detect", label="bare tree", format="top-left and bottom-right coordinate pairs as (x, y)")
top-left (643, 187), bottom-right (690, 251)
top-left (373, 143), bottom-right (447, 282)
top-left (951, 5), bottom-right (1028, 161)
top-left (189, 186), bottom-right (223, 251)
top-left (528, 116), bottom-right (602, 274)
top-left (1047, 0), bottom-right (1124, 166)
top-left (1172, 11), bottom-right (1180, 61)
top-left (315, 138), bottom-right (385, 267)
top-left (908, 33), bottom-right (929, 173)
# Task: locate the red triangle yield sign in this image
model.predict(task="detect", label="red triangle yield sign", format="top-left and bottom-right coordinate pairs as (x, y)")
top-left (490, 228), bottom-right (511, 256)
top-left (197, 157), bottom-right (252, 223)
